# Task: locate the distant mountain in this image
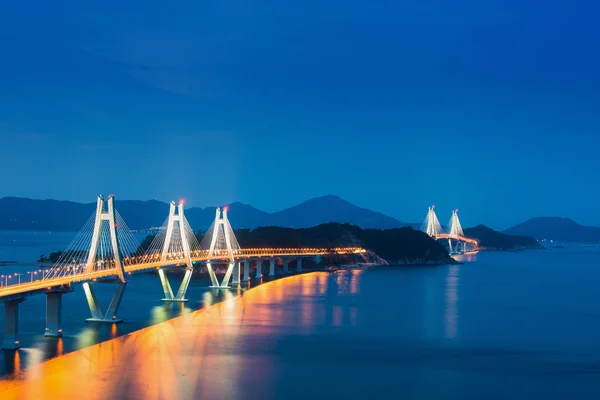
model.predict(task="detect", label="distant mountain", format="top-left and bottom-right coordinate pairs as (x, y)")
top-left (504, 217), bottom-right (600, 243)
top-left (464, 225), bottom-right (542, 250)
top-left (0, 195), bottom-right (409, 232)
top-left (270, 195), bottom-right (406, 229)
top-left (0, 197), bottom-right (95, 231)
top-left (186, 202), bottom-right (271, 231)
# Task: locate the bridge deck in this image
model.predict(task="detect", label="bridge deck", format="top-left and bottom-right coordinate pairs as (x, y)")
top-left (0, 247), bottom-right (365, 299)
top-left (435, 234), bottom-right (479, 246)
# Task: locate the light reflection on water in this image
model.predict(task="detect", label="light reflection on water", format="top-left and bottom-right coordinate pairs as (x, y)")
top-left (3, 255), bottom-right (600, 399)
top-left (452, 252), bottom-right (478, 263)
top-left (444, 265), bottom-right (460, 339)
top-left (0, 272), bottom-right (360, 399)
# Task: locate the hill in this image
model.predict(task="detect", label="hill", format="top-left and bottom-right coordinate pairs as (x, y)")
top-left (0, 195), bottom-right (409, 232)
top-left (504, 217), bottom-right (600, 243)
top-left (464, 225), bottom-right (542, 250)
top-left (229, 223), bottom-right (453, 264)
top-left (269, 195), bottom-right (405, 229)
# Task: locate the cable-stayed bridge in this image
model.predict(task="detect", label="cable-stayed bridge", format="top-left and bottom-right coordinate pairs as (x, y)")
top-left (0, 195), bottom-right (363, 349)
top-left (421, 206), bottom-right (479, 254)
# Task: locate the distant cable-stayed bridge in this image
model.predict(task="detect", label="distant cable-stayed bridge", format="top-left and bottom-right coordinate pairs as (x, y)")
top-left (421, 206), bottom-right (479, 253)
top-left (0, 195), bottom-right (364, 349)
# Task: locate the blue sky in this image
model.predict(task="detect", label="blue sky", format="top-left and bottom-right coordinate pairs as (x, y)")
top-left (1, 1), bottom-right (599, 229)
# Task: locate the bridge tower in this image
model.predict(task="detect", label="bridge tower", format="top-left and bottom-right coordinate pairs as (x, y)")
top-left (421, 206), bottom-right (443, 237)
top-left (157, 201), bottom-right (195, 302)
top-left (449, 209), bottom-right (464, 238)
top-left (82, 195), bottom-right (127, 323)
top-left (448, 209), bottom-right (466, 253)
top-left (201, 207), bottom-right (241, 288)
top-left (140, 200), bottom-right (201, 302)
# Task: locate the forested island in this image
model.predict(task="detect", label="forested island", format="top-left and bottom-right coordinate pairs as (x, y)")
top-left (234, 223), bottom-right (453, 265)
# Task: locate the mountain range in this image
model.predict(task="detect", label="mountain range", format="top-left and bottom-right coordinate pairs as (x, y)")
top-left (2, 196), bottom-right (598, 243)
top-left (0, 195), bottom-right (414, 232)
top-left (503, 217), bottom-right (600, 243)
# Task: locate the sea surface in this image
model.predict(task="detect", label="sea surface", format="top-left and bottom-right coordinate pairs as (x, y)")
top-left (1, 231), bottom-right (600, 399)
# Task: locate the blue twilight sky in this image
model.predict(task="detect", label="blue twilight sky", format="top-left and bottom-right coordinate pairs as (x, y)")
top-left (0, 1), bottom-right (599, 229)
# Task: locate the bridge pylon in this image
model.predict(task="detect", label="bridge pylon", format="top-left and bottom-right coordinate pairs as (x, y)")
top-left (153, 201), bottom-right (197, 302)
top-left (83, 195), bottom-right (127, 323)
top-left (421, 205), bottom-right (443, 237)
top-left (85, 195), bottom-right (126, 282)
top-left (449, 209), bottom-right (464, 238)
top-left (201, 207), bottom-right (241, 288)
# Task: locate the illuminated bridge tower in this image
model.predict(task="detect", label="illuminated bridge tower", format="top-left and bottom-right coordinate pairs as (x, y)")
top-left (421, 206), bottom-right (443, 238)
top-left (81, 196), bottom-right (129, 323)
top-left (201, 207), bottom-right (241, 288)
top-left (448, 209), bottom-right (465, 253)
top-left (143, 200), bottom-right (200, 302)
top-left (159, 201), bottom-right (195, 302)
top-left (32, 194), bottom-right (146, 336)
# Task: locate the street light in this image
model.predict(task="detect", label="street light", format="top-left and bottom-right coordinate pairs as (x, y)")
top-left (27, 271), bottom-right (38, 282)
top-left (14, 273), bottom-right (23, 284)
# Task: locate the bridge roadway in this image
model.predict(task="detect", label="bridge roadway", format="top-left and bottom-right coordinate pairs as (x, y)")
top-left (434, 234), bottom-right (479, 247)
top-left (0, 247), bottom-right (365, 299)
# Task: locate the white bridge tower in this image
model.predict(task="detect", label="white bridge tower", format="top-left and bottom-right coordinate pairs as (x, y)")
top-left (153, 201), bottom-right (196, 302)
top-left (422, 205), bottom-right (443, 237)
top-left (83, 195), bottom-right (126, 323)
top-left (202, 207), bottom-right (241, 288)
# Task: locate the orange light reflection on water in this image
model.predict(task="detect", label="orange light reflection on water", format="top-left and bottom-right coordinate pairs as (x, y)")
top-left (13, 352), bottom-right (21, 377)
top-left (0, 272), bottom-right (364, 400)
top-left (56, 338), bottom-right (64, 357)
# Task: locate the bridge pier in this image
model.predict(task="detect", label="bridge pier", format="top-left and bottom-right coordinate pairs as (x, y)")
top-left (205, 262), bottom-right (234, 289)
top-left (283, 258), bottom-right (289, 273)
top-left (232, 262), bottom-right (240, 285)
top-left (2, 298), bottom-right (24, 350)
top-left (242, 260), bottom-right (250, 282)
top-left (256, 259), bottom-right (263, 278)
top-left (206, 263), bottom-right (220, 287)
top-left (45, 291), bottom-right (64, 337)
top-left (220, 263), bottom-right (235, 288)
top-left (297, 258), bottom-right (303, 272)
top-left (83, 281), bottom-right (126, 323)
top-left (159, 268), bottom-right (191, 302)
top-left (269, 258), bottom-right (276, 276)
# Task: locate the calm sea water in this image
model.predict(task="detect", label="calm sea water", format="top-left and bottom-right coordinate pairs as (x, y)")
top-left (1, 231), bottom-right (600, 398)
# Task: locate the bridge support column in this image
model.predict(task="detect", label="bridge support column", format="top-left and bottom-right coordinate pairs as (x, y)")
top-left (283, 258), bottom-right (289, 273)
top-left (232, 262), bottom-right (240, 285)
top-left (159, 268), bottom-right (174, 300)
top-left (206, 263), bottom-right (220, 287)
top-left (256, 259), bottom-right (263, 278)
top-left (2, 298), bottom-right (24, 350)
top-left (297, 258), bottom-right (303, 272)
top-left (45, 292), bottom-right (63, 337)
top-left (243, 260), bottom-right (250, 282)
top-left (269, 258), bottom-right (276, 276)
top-left (220, 263), bottom-right (235, 288)
top-left (176, 269), bottom-right (193, 299)
top-left (83, 282), bottom-right (126, 323)
top-left (158, 268), bottom-right (192, 302)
